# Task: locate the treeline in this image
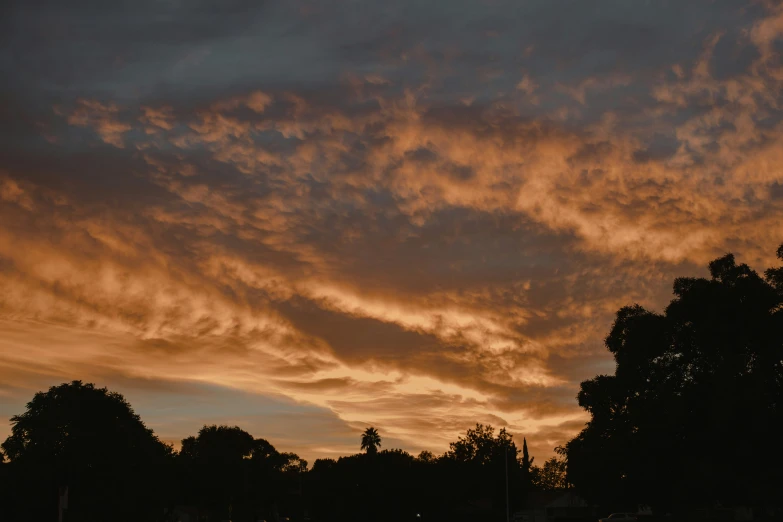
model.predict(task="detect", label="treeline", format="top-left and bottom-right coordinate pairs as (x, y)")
top-left (0, 380), bottom-right (564, 522)
top-left (3, 245), bottom-right (783, 521)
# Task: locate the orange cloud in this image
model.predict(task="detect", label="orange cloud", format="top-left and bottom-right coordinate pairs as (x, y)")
top-left (66, 99), bottom-right (132, 148)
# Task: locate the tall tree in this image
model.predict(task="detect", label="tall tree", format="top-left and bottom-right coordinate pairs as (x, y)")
top-left (1, 381), bottom-right (173, 521)
top-left (521, 438), bottom-right (534, 471)
top-left (360, 427), bottom-right (382, 455)
top-left (520, 437), bottom-right (534, 489)
top-left (179, 425), bottom-right (255, 520)
top-left (443, 424), bottom-right (522, 520)
top-left (564, 247), bottom-right (783, 512)
top-left (179, 425), bottom-right (307, 521)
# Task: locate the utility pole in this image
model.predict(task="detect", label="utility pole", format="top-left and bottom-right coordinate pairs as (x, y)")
top-left (58, 485), bottom-right (68, 522)
top-left (505, 444), bottom-right (510, 522)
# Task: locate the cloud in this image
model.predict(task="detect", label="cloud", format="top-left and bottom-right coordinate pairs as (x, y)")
top-left (64, 100), bottom-right (132, 147)
top-left (140, 106), bottom-right (176, 131)
top-left (2, 0), bottom-right (783, 463)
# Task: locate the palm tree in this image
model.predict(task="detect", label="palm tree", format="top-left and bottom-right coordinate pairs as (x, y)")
top-left (360, 427), bottom-right (381, 455)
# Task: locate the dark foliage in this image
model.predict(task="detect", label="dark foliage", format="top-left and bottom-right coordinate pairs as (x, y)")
top-left (177, 424), bottom-right (307, 521)
top-left (360, 426), bottom-right (382, 455)
top-left (0, 381), bottom-right (174, 521)
top-left (0, 387), bottom-right (546, 522)
top-left (565, 246), bottom-right (783, 514)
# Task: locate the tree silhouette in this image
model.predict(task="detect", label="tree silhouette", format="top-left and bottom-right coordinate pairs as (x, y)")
top-left (360, 426), bottom-right (382, 455)
top-left (441, 424), bottom-right (523, 520)
top-left (0, 380), bottom-right (581, 522)
top-left (520, 437), bottom-right (534, 489)
top-left (177, 424), bottom-right (308, 521)
top-left (446, 423), bottom-right (516, 465)
top-left (1, 381), bottom-right (173, 521)
top-left (180, 425), bottom-right (255, 519)
top-left (417, 450), bottom-right (435, 463)
top-left (564, 246), bottom-right (783, 513)
top-left (534, 451), bottom-right (568, 491)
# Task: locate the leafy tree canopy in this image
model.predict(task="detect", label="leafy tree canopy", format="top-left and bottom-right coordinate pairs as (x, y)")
top-left (1, 381), bottom-right (172, 521)
top-left (2, 380), bottom-right (170, 468)
top-left (565, 248), bottom-right (783, 511)
top-left (445, 423), bottom-right (517, 465)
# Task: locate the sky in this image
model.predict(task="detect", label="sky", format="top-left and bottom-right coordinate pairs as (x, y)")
top-left (1, 0), bottom-right (783, 464)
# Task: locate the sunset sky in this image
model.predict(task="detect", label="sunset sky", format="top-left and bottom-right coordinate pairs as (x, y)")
top-left (1, 0), bottom-right (783, 463)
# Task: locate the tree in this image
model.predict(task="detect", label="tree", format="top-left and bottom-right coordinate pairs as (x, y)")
top-left (360, 427), bottom-right (382, 455)
top-left (280, 452), bottom-right (308, 474)
top-left (442, 424), bottom-right (523, 519)
top-left (534, 452), bottom-right (568, 491)
top-left (416, 450), bottom-right (436, 463)
top-left (564, 247), bottom-right (783, 512)
top-left (180, 425), bottom-right (255, 520)
top-left (185, 425), bottom-right (255, 462)
top-left (1, 381), bottom-right (173, 521)
top-left (520, 437), bottom-right (534, 488)
top-left (446, 423), bottom-right (516, 465)
top-left (178, 425), bottom-right (307, 521)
